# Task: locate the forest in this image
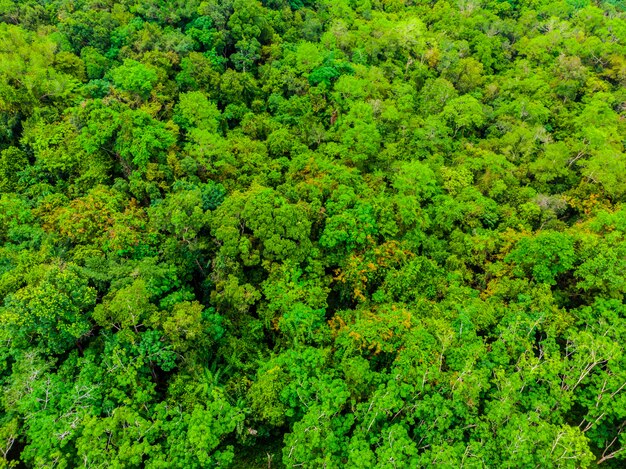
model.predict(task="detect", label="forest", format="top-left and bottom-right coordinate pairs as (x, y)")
top-left (0, 0), bottom-right (625, 466)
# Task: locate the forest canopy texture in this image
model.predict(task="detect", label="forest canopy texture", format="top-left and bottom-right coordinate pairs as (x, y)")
top-left (0, 0), bottom-right (626, 467)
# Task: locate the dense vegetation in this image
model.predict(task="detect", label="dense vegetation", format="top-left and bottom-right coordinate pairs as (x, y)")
top-left (0, 0), bottom-right (625, 466)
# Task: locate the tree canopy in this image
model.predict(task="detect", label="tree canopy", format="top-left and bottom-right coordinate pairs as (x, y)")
top-left (1, 0), bottom-right (626, 467)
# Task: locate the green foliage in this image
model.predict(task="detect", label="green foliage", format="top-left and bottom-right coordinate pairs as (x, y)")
top-left (109, 59), bottom-right (159, 99)
top-left (1, 264), bottom-right (96, 355)
top-left (0, 147), bottom-right (27, 192)
top-left (2, 0), bottom-right (626, 467)
top-left (506, 231), bottom-right (577, 284)
top-left (174, 91), bottom-right (220, 133)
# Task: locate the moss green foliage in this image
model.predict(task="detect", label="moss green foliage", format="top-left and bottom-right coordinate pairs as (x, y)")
top-left (1, 0), bottom-right (626, 467)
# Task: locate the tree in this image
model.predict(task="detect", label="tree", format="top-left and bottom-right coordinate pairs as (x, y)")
top-left (109, 59), bottom-right (159, 99)
top-left (0, 263), bottom-right (96, 355)
top-left (506, 231), bottom-right (576, 285)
